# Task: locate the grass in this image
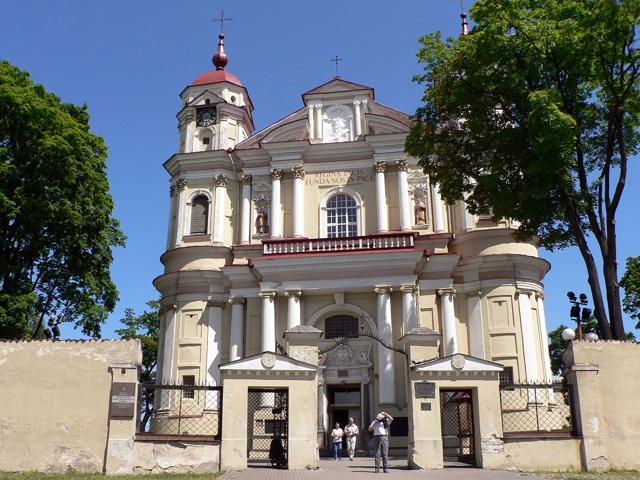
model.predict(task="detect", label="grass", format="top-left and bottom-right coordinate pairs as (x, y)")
top-left (547, 472), bottom-right (640, 480)
top-left (0, 473), bottom-right (222, 480)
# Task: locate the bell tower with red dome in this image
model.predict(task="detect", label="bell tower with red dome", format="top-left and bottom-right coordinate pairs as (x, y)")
top-left (177, 32), bottom-right (254, 153)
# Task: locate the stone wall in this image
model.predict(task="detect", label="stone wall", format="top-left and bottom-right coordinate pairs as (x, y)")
top-left (0, 339), bottom-right (141, 473)
top-left (565, 340), bottom-right (640, 471)
top-left (132, 441), bottom-right (219, 473)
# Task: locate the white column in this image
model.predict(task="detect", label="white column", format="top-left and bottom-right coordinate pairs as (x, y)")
top-left (206, 301), bottom-right (224, 387)
top-left (160, 304), bottom-right (177, 383)
top-left (307, 105), bottom-right (315, 140)
top-left (166, 184), bottom-right (177, 249)
top-left (374, 161), bottom-right (389, 232)
top-left (291, 166), bottom-right (305, 237)
top-left (467, 293), bottom-right (485, 359)
top-left (401, 285), bottom-right (417, 333)
top-left (431, 181), bottom-right (445, 233)
top-left (173, 179), bottom-right (187, 246)
top-left (270, 169), bottom-right (283, 238)
top-left (536, 293), bottom-right (553, 382)
top-left (438, 288), bottom-right (458, 356)
top-left (354, 100), bottom-right (362, 136)
top-left (229, 297), bottom-right (245, 361)
top-left (315, 104), bottom-right (323, 140)
top-left (239, 174), bottom-right (252, 244)
top-left (518, 290), bottom-right (540, 383)
top-left (185, 121), bottom-right (194, 153)
top-left (285, 290), bottom-right (302, 330)
top-left (375, 286), bottom-right (396, 405)
top-left (259, 290), bottom-right (277, 352)
top-left (213, 175), bottom-right (227, 243)
top-left (396, 160), bottom-right (411, 231)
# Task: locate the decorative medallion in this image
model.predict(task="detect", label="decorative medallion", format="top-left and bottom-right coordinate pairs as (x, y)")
top-left (261, 352), bottom-right (276, 369)
top-left (451, 354), bottom-right (465, 370)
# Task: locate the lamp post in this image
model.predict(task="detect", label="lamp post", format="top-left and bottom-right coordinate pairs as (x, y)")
top-left (566, 291), bottom-right (594, 341)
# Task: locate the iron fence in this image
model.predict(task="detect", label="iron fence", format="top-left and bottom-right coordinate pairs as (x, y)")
top-left (500, 383), bottom-right (576, 437)
top-left (136, 383), bottom-right (222, 441)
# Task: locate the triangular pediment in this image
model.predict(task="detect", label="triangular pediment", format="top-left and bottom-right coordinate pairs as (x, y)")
top-left (412, 354), bottom-right (504, 373)
top-left (303, 78), bottom-right (374, 98)
top-left (187, 90), bottom-right (226, 108)
top-left (220, 352), bottom-right (317, 374)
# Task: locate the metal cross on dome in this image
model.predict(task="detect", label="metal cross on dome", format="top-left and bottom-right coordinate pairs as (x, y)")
top-left (331, 55), bottom-right (343, 78)
top-left (213, 9), bottom-right (233, 34)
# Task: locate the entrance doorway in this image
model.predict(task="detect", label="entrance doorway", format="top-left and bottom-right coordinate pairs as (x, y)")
top-left (439, 389), bottom-right (475, 466)
top-left (247, 388), bottom-right (289, 468)
top-left (327, 384), bottom-right (361, 451)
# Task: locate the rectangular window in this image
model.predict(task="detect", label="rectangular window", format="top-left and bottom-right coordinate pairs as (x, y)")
top-left (499, 366), bottom-right (514, 386)
top-left (202, 137), bottom-right (210, 145)
top-left (182, 375), bottom-right (196, 399)
top-left (325, 316), bottom-right (359, 339)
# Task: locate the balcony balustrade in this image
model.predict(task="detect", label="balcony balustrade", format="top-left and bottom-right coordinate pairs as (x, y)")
top-left (262, 232), bottom-right (416, 256)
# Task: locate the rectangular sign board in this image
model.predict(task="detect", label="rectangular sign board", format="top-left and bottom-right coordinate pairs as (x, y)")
top-left (110, 382), bottom-right (136, 418)
top-left (414, 381), bottom-right (436, 399)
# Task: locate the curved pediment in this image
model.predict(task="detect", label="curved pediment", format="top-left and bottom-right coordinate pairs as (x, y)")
top-left (367, 114), bottom-right (411, 134)
top-left (261, 118), bottom-right (309, 143)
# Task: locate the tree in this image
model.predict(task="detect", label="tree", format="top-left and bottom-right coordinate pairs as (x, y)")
top-left (620, 256), bottom-right (640, 328)
top-left (0, 61), bottom-right (125, 339)
top-left (116, 300), bottom-right (160, 431)
top-left (406, 0), bottom-right (640, 340)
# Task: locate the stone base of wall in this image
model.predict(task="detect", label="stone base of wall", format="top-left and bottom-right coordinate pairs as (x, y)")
top-left (132, 441), bottom-right (220, 473)
top-left (502, 437), bottom-right (582, 472)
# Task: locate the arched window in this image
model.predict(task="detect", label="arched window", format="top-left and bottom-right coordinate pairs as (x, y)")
top-left (190, 195), bottom-right (209, 235)
top-left (325, 315), bottom-right (359, 339)
top-left (326, 194), bottom-right (358, 238)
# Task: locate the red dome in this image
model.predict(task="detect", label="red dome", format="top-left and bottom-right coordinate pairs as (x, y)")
top-left (191, 70), bottom-right (243, 87)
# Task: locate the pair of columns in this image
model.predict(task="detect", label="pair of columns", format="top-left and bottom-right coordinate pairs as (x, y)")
top-left (374, 160), bottom-right (447, 233)
top-left (436, 288), bottom-right (485, 359)
top-left (238, 168), bottom-right (305, 243)
top-left (259, 290), bottom-right (303, 353)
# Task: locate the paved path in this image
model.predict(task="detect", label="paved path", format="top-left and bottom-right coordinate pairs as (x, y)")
top-left (220, 458), bottom-right (544, 480)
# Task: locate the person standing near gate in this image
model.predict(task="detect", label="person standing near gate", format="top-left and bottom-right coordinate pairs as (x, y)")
top-left (344, 417), bottom-right (359, 461)
top-left (331, 422), bottom-right (344, 461)
top-left (368, 411), bottom-right (393, 473)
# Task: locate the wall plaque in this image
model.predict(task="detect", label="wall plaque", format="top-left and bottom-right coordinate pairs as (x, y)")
top-left (420, 402), bottom-right (432, 411)
top-left (110, 382), bottom-right (136, 418)
top-left (414, 381), bottom-right (436, 399)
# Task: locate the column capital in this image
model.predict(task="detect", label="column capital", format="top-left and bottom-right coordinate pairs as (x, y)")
top-left (437, 287), bottom-right (456, 298)
top-left (291, 166), bottom-right (305, 179)
top-left (374, 285), bottom-right (393, 295)
top-left (159, 303), bottom-right (178, 315)
top-left (515, 288), bottom-right (535, 299)
top-left (400, 284), bottom-right (417, 294)
top-left (207, 299), bottom-right (227, 308)
top-left (535, 291), bottom-right (545, 301)
top-left (214, 175), bottom-right (228, 187)
top-left (228, 296), bottom-right (246, 305)
top-left (240, 173), bottom-right (252, 184)
top-left (373, 161), bottom-right (387, 173)
top-left (284, 289), bottom-right (302, 298)
top-left (258, 290), bottom-right (277, 299)
top-left (396, 159), bottom-right (409, 172)
top-left (271, 168), bottom-right (284, 181)
top-left (170, 178), bottom-right (187, 197)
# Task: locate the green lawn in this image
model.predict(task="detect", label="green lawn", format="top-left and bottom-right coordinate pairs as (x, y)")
top-left (0, 474), bottom-right (222, 480)
top-left (548, 473), bottom-right (640, 480)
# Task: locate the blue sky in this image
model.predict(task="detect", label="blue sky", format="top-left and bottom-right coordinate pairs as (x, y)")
top-left (2, 1), bottom-right (638, 339)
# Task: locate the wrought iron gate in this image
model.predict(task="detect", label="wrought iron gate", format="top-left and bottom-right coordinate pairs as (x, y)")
top-left (440, 389), bottom-right (475, 465)
top-left (247, 388), bottom-right (289, 468)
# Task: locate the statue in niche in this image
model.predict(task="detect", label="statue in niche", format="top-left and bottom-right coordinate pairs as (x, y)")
top-left (415, 196), bottom-right (427, 225)
top-left (256, 209), bottom-right (269, 234)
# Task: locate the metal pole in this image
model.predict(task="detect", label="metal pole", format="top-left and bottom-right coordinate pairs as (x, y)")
top-left (534, 387), bottom-right (540, 432)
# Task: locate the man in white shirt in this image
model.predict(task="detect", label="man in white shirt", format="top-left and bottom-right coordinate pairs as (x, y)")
top-left (344, 417), bottom-right (359, 461)
top-left (330, 422), bottom-right (344, 461)
top-left (368, 411), bottom-right (393, 473)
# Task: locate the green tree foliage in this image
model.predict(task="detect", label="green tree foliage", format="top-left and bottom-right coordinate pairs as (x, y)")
top-left (116, 300), bottom-right (160, 431)
top-left (620, 256), bottom-right (640, 328)
top-left (115, 300), bottom-right (160, 384)
top-left (0, 61), bottom-right (125, 339)
top-left (406, 0), bottom-right (640, 340)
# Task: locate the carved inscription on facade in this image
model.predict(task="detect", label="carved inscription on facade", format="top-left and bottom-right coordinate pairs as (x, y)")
top-left (305, 169), bottom-right (373, 186)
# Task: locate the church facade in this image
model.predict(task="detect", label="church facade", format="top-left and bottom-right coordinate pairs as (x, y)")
top-left (154, 32), bottom-right (554, 466)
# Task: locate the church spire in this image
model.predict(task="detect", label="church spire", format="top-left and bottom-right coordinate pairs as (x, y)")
top-left (460, 1), bottom-right (470, 36)
top-left (212, 33), bottom-right (229, 70)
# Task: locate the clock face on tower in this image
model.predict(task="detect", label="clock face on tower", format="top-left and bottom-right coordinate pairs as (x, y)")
top-left (196, 107), bottom-right (217, 127)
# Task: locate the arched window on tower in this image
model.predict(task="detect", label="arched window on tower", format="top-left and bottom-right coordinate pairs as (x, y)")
top-left (190, 195), bottom-right (209, 235)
